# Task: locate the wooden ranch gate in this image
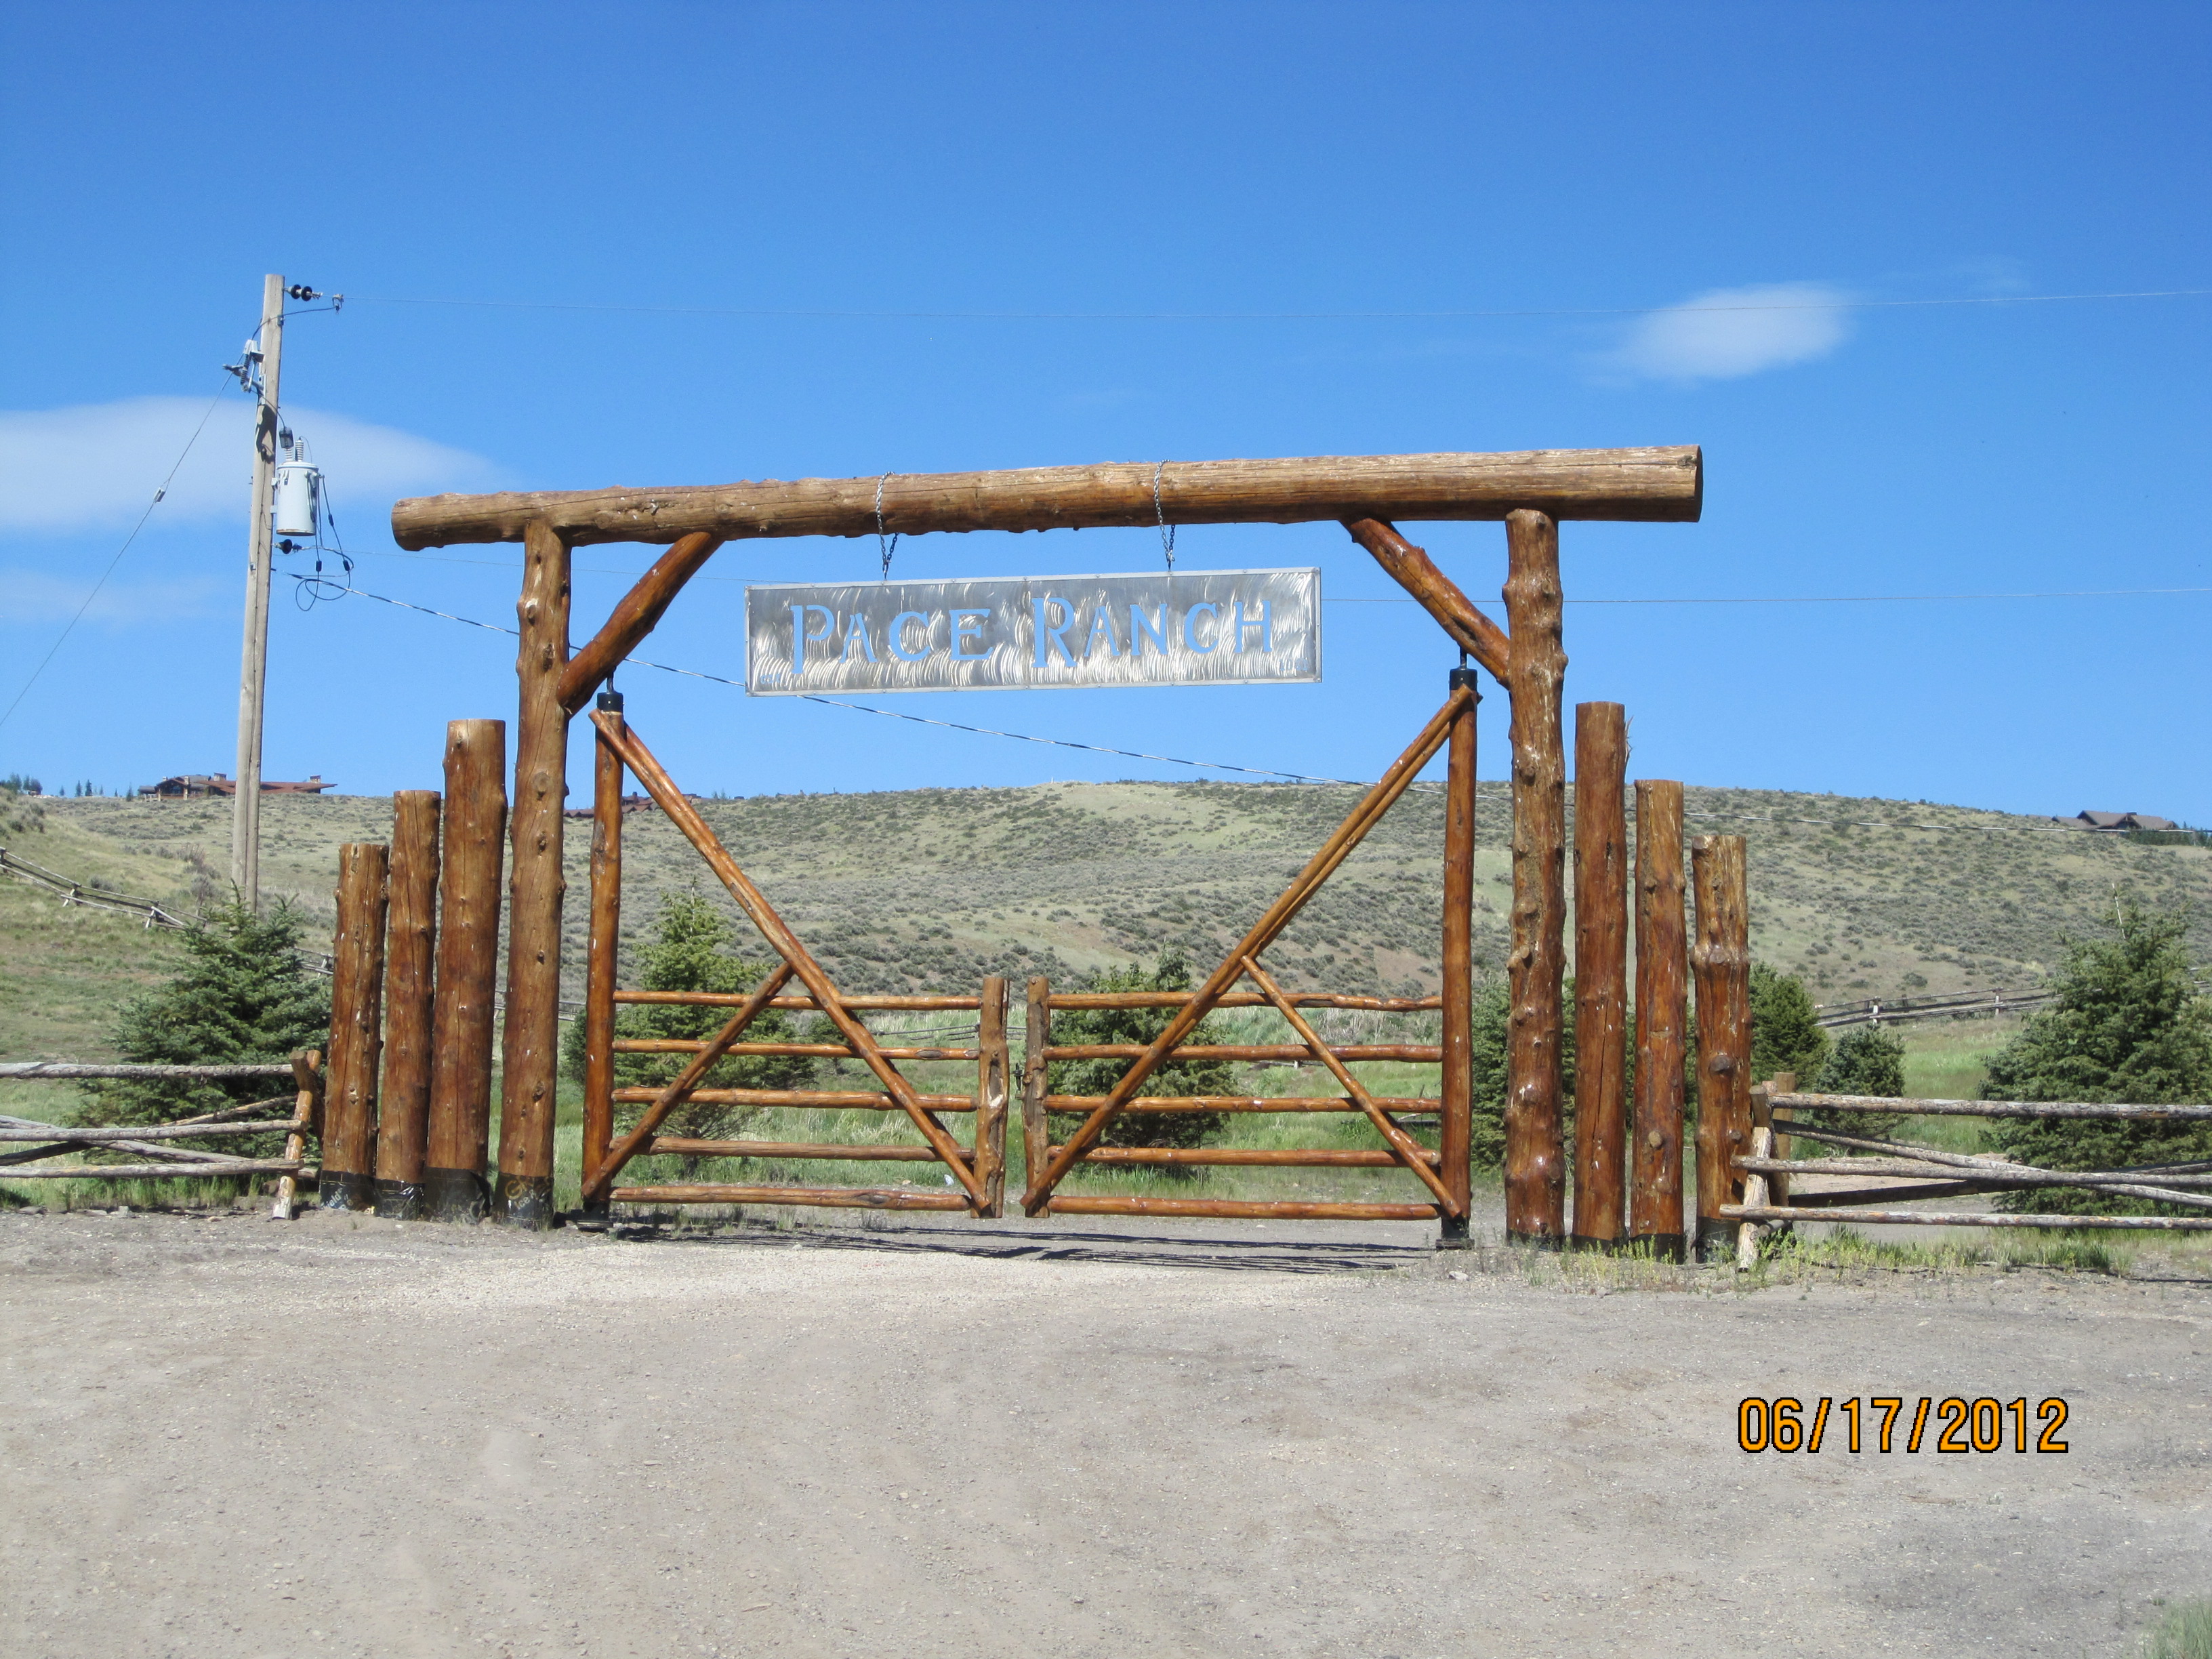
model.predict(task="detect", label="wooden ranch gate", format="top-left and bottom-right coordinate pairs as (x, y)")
top-left (391, 448), bottom-right (1706, 1240)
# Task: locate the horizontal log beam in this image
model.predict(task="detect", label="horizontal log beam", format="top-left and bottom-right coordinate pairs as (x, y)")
top-left (1050, 1145), bottom-right (1441, 1167)
top-left (1043, 1196), bottom-right (1442, 1220)
top-left (0, 1061), bottom-right (298, 1082)
top-left (1042, 1094), bottom-right (1442, 1113)
top-left (646, 1139), bottom-right (947, 1160)
top-left (611, 1087), bottom-right (977, 1111)
top-left (0, 1160), bottom-right (308, 1181)
top-left (612, 991), bottom-right (983, 1011)
top-left (609, 1184), bottom-right (972, 1210)
top-left (393, 448), bottom-right (1703, 548)
top-left (1726, 1204), bottom-right (2212, 1232)
top-left (1776, 1092), bottom-right (2212, 1121)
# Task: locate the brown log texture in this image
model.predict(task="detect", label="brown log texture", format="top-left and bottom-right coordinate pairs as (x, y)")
top-left (608, 989), bottom-right (1438, 1012)
top-left (612, 1086), bottom-right (973, 1110)
top-left (587, 964), bottom-right (796, 1202)
top-left (1, 1160), bottom-right (310, 1182)
top-left (558, 533), bottom-right (722, 713)
top-left (591, 712), bottom-right (987, 1208)
top-left (1024, 685), bottom-right (1474, 1211)
top-left (1021, 977), bottom-right (1051, 1195)
top-left (647, 1140), bottom-right (951, 1161)
top-left (1691, 834), bottom-right (1753, 1261)
top-left (1503, 509), bottom-right (1568, 1242)
top-left (583, 701), bottom-right (624, 1210)
top-left (1570, 703), bottom-right (1629, 1246)
top-left (497, 522), bottom-right (571, 1229)
top-left (1629, 779), bottom-right (1687, 1256)
top-left (1051, 1145), bottom-right (1442, 1167)
top-left (425, 718), bottom-right (506, 1223)
top-left (611, 1185), bottom-right (973, 1211)
top-left (1340, 521), bottom-right (1511, 680)
top-left (394, 448), bottom-right (1704, 548)
top-left (1044, 1197), bottom-right (1443, 1221)
top-left (322, 842), bottom-right (389, 1211)
top-left (975, 976), bottom-right (1010, 1217)
top-left (272, 1048), bottom-right (322, 1221)
top-left (1439, 670), bottom-right (1479, 1242)
top-left (375, 790), bottom-right (440, 1217)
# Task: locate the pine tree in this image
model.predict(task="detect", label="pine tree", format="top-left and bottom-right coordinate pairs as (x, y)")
top-left (1984, 901), bottom-right (2212, 1212)
top-left (1750, 962), bottom-right (1830, 1088)
top-left (1809, 1025), bottom-right (1908, 1149)
top-left (89, 901), bottom-right (330, 1126)
top-left (1046, 951), bottom-right (1238, 1153)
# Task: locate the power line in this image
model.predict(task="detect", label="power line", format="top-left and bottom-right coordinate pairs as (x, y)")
top-left (345, 285), bottom-right (2212, 324)
top-left (0, 378), bottom-right (232, 734)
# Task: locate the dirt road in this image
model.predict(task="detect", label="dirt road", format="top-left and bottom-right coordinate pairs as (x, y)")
top-left (3, 1207), bottom-right (2207, 1658)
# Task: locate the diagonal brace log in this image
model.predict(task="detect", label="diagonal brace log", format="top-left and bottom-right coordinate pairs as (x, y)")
top-left (1340, 518), bottom-right (1510, 680)
top-left (1024, 684), bottom-right (1475, 1212)
top-left (591, 712), bottom-right (987, 1209)
top-left (559, 532), bottom-right (723, 714)
top-left (1241, 955), bottom-right (1460, 1215)
top-left (583, 961), bottom-right (794, 1202)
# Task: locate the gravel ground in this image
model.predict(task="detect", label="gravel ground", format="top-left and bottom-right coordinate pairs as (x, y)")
top-left (2, 1205), bottom-right (2207, 1659)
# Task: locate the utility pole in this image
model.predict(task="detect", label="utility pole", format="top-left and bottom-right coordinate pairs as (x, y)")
top-left (230, 273), bottom-right (285, 910)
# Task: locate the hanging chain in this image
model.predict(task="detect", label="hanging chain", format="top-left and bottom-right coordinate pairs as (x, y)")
top-left (875, 473), bottom-right (899, 581)
top-left (1152, 460), bottom-right (1176, 573)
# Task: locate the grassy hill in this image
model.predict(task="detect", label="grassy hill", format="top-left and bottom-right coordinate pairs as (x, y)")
top-left (6, 779), bottom-right (2210, 1064)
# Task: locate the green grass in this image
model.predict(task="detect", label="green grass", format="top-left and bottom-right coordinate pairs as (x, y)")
top-left (1763, 1223), bottom-right (2136, 1277)
top-left (2144, 1601), bottom-right (2212, 1659)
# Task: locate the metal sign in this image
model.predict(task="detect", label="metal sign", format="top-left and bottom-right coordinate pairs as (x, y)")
top-left (744, 569), bottom-right (1321, 695)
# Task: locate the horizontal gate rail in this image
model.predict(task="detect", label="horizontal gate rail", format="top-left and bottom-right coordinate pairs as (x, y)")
top-left (612, 1183), bottom-right (974, 1210)
top-left (1046, 1197), bottom-right (1442, 1221)
top-left (1052, 1145), bottom-right (1441, 1167)
top-left (613, 990), bottom-right (985, 1011)
top-left (611, 1087), bottom-right (978, 1111)
top-left (613, 1039), bottom-right (985, 1060)
top-left (1042, 1094), bottom-right (1441, 1114)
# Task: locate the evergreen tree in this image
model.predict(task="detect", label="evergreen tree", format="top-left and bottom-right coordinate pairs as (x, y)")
top-left (562, 890), bottom-right (813, 1140)
top-left (1465, 975), bottom-right (1577, 1168)
top-left (1750, 962), bottom-right (1831, 1088)
top-left (1810, 1025), bottom-right (1908, 1149)
top-left (1984, 902), bottom-right (2212, 1212)
top-left (1045, 951), bottom-right (1239, 1153)
top-left (89, 901), bottom-right (330, 1127)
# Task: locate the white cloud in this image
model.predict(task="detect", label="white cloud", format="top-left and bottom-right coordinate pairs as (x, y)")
top-left (1, 569), bottom-right (225, 627)
top-left (0, 396), bottom-right (499, 535)
top-left (1610, 283), bottom-right (1854, 383)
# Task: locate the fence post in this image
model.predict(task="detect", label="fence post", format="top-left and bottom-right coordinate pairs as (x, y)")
top-left (1691, 833), bottom-right (1752, 1263)
top-left (497, 520), bottom-right (571, 1229)
top-left (323, 842), bottom-right (390, 1210)
top-left (1438, 666), bottom-right (1480, 1247)
top-left (976, 976), bottom-right (1010, 1218)
top-left (1629, 779), bottom-right (1687, 1259)
top-left (426, 719), bottom-right (506, 1223)
top-left (272, 1047), bottom-right (324, 1220)
top-left (1570, 702), bottom-right (1629, 1248)
top-left (1021, 977), bottom-right (1052, 1210)
top-left (375, 790), bottom-right (440, 1218)
top-left (582, 693), bottom-right (625, 1221)
top-left (1503, 508), bottom-right (1568, 1244)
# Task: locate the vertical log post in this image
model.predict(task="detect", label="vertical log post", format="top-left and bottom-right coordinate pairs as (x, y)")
top-left (581, 693), bottom-right (625, 1220)
top-left (1691, 833), bottom-right (1752, 1263)
top-left (1629, 779), bottom-right (1687, 1259)
top-left (375, 790), bottom-right (441, 1218)
top-left (426, 719), bottom-right (507, 1223)
top-left (497, 521), bottom-right (573, 1228)
top-left (1502, 508), bottom-right (1568, 1244)
top-left (1437, 666), bottom-right (1480, 1248)
top-left (1766, 1070), bottom-right (1796, 1209)
top-left (1021, 977), bottom-right (1052, 1208)
top-left (323, 842), bottom-right (390, 1211)
top-left (271, 1047), bottom-right (323, 1221)
top-left (975, 976), bottom-right (1010, 1218)
top-left (1570, 702), bottom-right (1629, 1248)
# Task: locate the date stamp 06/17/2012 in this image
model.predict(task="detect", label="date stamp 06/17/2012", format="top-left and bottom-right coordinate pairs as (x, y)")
top-left (1738, 1396), bottom-right (2070, 1454)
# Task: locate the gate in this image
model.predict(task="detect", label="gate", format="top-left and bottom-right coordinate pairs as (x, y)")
top-left (578, 677), bottom-right (1479, 1231)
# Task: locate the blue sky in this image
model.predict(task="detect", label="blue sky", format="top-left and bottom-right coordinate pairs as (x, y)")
top-left (3, 2), bottom-right (2207, 823)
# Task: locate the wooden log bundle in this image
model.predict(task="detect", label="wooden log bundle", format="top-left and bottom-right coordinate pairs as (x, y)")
top-left (375, 790), bottom-right (440, 1218)
top-left (322, 842), bottom-right (390, 1211)
top-left (1629, 780), bottom-right (1688, 1258)
top-left (426, 719), bottom-right (506, 1223)
top-left (393, 447), bottom-right (1704, 548)
top-left (1570, 703), bottom-right (1629, 1248)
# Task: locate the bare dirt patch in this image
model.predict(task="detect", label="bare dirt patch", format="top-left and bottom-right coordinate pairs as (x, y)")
top-left (2, 1206), bottom-right (2207, 1658)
